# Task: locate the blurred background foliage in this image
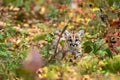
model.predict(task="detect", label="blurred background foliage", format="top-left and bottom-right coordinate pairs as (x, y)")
top-left (0, 0), bottom-right (120, 80)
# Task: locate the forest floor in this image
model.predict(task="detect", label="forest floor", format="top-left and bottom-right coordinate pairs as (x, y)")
top-left (0, 0), bottom-right (120, 80)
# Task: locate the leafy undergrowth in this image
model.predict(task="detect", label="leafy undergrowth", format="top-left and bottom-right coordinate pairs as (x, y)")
top-left (0, 0), bottom-right (120, 80)
top-left (36, 55), bottom-right (120, 80)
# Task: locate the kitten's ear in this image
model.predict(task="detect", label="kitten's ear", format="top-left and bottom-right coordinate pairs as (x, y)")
top-left (64, 30), bottom-right (70, 37)
top-left (79, 30), bottom-right (84, 37)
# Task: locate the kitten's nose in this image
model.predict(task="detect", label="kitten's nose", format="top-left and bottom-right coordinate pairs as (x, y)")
top-left (72, 44), bottom-right (77, 47)
top-left (70, 44), bottom-right (75, 47)
top-left (72, 44), bottom-right (75, 47)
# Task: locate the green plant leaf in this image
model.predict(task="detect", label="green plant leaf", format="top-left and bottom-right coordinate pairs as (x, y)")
top-left (83, 41), bottom-right (93, 53)
top-left (105, 48), bottom-right (112, 58)
top-left (32, 34), bottom-right (46, 41)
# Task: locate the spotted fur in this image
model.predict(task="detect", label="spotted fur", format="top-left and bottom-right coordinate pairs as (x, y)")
top-left (63, 30), bottom-right (84, 58)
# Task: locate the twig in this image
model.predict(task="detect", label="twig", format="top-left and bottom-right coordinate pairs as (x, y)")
top-left (49, 19), bottom-right (71, 61)
top-left (53, 24), bottom-right (68, 58)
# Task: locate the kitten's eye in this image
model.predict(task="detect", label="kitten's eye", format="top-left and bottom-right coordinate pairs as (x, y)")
top-left (68, 39), bottom-right (72, 42)
top-left (75, 39), bottom-right (79, 41)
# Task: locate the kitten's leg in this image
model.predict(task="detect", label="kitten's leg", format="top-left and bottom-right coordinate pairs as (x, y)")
top-left (61, 50), bottom-right (68, 60)
top-left (74, 50), bottom-right (83, 59)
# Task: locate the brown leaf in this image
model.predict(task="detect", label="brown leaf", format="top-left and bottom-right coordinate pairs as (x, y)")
top-left (89, 13), bottom-right (96, 19)
top-left (77, 8), bottom-right (85, 15)
top-left (110, 20), bottom-right (120, 28)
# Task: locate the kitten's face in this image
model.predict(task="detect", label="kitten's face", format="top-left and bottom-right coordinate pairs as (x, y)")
top-left (64, 30), bottom-right (84, 49)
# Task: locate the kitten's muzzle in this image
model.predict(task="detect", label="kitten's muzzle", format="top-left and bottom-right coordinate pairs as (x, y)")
top-left (70, 44), bottom-right (78, 47)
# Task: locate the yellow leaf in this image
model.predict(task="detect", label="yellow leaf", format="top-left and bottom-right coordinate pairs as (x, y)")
top-left (92, 8), bottom-right (99, 12)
